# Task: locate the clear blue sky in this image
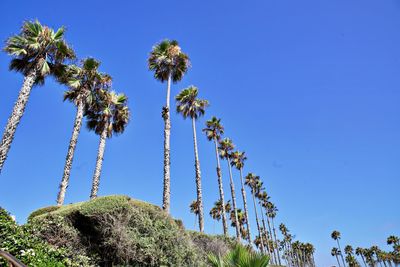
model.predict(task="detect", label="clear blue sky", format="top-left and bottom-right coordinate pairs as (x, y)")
top-left (0, 1), bottom-right (399, 266)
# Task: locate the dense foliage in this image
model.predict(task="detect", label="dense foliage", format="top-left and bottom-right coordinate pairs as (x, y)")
top-left (0, 207), bottom-right (90, 266)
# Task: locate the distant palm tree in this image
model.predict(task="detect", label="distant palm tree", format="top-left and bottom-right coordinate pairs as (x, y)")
top-left (176, 86), bottom-right (208, 232)
top-left (344, 245), bottom-right (360, 267)
top-left (190, 200), bottom-right (200, 229)
top-left (244, 173), bottom-right (265, 253)
top-left (219, 138), bottom-right (241, 241)
top-left (230, 150), bottom-right (251, 243)
top-left (0, 20), bottom-right (75, 173)
top-left (148, 39), bottom-right (190, 213)
top-left (266, 201), bottom-right (282, 265)
top-left (203, 116), bottom-right (228, 236)
top-left (259, 191), bottom-right (278, 264)
top-left (56, 58), bottom-right (109, 206)
top-left (332, 230), bottom-right (347, 267)
top-left (210, 200), bottom-right (231, 222)
top-left (332, 247), bottom-right (342, 267)
top-left (355, 247), bottom-right (367, 267)
top-left (230, 208), bottom-right (248, 240)
top-left (87, 90), bottom-right (130, 199)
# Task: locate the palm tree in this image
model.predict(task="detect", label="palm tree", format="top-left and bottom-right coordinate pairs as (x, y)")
top-left (355, 247), bottom-right (367, 267)
top-left (345, 245), bottom-right (360, 267)
top-left (176, 86), bottom-right (208, 232)
top-left (56, 58), bottom-right (109, 206)
top-left (210, 200), bottom-right (231, 222)
top-left (219, 138), bottom-right (240, 241)
top-left (332, 230), bottom-right (347, 267)
top-left (190, 200), bottom-right (200, 229)
top-left (230, 208), bottom-right (248, 240)
top-left (267, 201), bottom-right (282, 265)
top-left (203, 116), bottom-right (228, 236)
top-left (260, 191), bottom-right (278, 264)
top-left (148, 39), bottom-right (190, 213)
top-left (208, 244), bottom-right (270, 267)
top-left (244, 173), bottom-right (265, 253)
top-left (86, 90), bottom-right (130, 199)
top-left (332, 247), bottom-right (342, 267)
top-left (230, 150), bottom-right (251, 243)
top-left (0, 20), bottom-right (75, 173)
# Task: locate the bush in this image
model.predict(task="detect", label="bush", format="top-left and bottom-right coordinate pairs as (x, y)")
top-left (29, 195), bottom-right (202, 266)
top-left (0, 207), bottom-right (91, 267)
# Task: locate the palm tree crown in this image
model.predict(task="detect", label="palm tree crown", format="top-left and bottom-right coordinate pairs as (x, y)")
top-left (4, 20), bottom-right (75, 84)
top-left (230, 151), bottom-right (247, 170)
top-left (218, 138), bottom-right (235, 160)
top-left (175, 86), bottom-right (209, 119)
top-left (203, 116), bottom-right (224, 141)
top-left (148, 39), bottom-right (190, 82)
top-left (86, 90), bottom-right (130, 137)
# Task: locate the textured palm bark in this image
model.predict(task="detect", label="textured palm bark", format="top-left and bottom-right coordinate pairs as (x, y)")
top-left (227, 158), bottom-right (241, 241)
top-left (239, 169), bottom-right (251, 243)
top-left (0, 69), bottom-right (37, 173)
top-left (251, 190), bottom-right (265, 253)
top-left (213, 137), bottom-right (228, 236)
top-left (162, 74), bottom-right (172, 213)
top-left (192, 118), bottom-right (204, 232)
top-left (271, 217), bottom-right (282, 265)
top-left (56, 101), bottom-right (84, 205)
top-left (90, 121), bottom-right (108, 199)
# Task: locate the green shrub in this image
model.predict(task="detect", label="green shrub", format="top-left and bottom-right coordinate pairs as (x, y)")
top-left (30, 195), bottom-right (202, 266)
top-left (0, 207), bottom-right (91, 267)
top-left (28, 206), bottom-right (60, 221)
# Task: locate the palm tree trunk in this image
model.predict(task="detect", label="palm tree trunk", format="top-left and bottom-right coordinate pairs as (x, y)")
top-left (56, 100), bottom-right (84, 205)
top-left (162, 73), bottom-right (172, 212)
top-left (336, 255), bottom-right (342, 267)
top-left (239, 169), bottom-right (251, 243)
top-left (191, 117), bottom-right (204, 232)
top-left (266, 213), bottom-right (278, 265)
top-left (251, 190), bottom-right (265, 253)
top-left (260, 210), bottom-right (273, 262)
top-left (90, 120), bottom-right (108, 199)
top-left (213, 137), bottom-right (228, 236)
top-left (271, 217), bottom-right (282, 265)
top-left (227, 157), bottom-right (241, 241)
top-left (0, 69), bottom-right (37, 173)
top-left (361, 255), bottom-right (367, 267)
top-left (337, 240), bottom-right (347, 267)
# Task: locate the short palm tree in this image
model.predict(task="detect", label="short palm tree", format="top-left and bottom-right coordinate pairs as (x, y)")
top-left (244, 173), bottom-right (265, 253)
top-left (56, 58), bottom-right (109, 205)
top-left (210, 200), bottom-right (231, 222)
top-left (175, 86), bottom-right (208, 232)
top-left (203, 116), bottom-right (228, 235)
top-left (86, 90), bottom-right (130, 199)
top-left (190, 200), bottom-right (200, 229)
top-left (230, 151), bottom-right (251, 243)
top-left (208, 244), bottom-right (270, 267)
top-left (230, 208), bottom-right (248, 240)
top-left (0, 20), bottom-right (75, 173)
top-left (219, 138), bottom-right (241, 240)
top-left (332, 230), bottom-right (347, 267)
top-left (148, 39), bottom-right (190, 213)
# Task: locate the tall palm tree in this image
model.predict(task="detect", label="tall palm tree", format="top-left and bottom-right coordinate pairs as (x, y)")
top-left (56, 58), bottom-right (109, 205)
top-left (230, 150), bottom-right (251, 243)
top-left (203, 116), bottom-right (228, 236)
top-left (260, 191), bottom-right (278, 264)
top-left (0, 20), bottom-right (75, 173)
top-left (258, 191), bottom-right (273, 263)
top-left (176, 86), bottom-right (208, 232)
top-left (332, 247), bottom-right (342, 267)
top-left (332, 230), bottom-right (347, 267)
top-left (244, 173), bottom-right (265, 253)
top-left (86, 90), bottom-right (130, 199)
top-left (219, 138), bottom-right (240, 241)
top-left (267, 201), bottom-right (282, 265)
top-left (148, 39), bottom-right (190, 213)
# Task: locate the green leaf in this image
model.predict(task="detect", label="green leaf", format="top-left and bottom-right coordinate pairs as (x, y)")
top-left (52, 27), bottom-right (65, 40)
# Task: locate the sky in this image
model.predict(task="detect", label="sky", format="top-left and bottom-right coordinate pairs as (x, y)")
top-left (0, 0), bottom-right (399, 266)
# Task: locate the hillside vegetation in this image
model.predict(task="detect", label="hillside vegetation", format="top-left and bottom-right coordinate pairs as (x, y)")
top-left (26, 195), bottom-right (237, 266)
